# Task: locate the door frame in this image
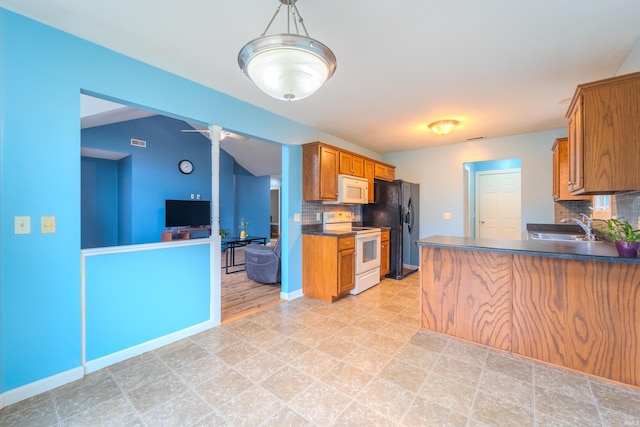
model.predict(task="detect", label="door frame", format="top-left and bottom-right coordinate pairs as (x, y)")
top-left (474, 168), bottom-right (522, 238)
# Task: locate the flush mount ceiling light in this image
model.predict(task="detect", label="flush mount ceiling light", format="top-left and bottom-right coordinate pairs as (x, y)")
top-left (238, 0), bottom-right (337, 101)
top-left (428, 120), bottom-right (459, 136)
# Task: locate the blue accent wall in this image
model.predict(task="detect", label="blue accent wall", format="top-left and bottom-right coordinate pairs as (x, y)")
top-left (235, 175), bottom-right (271, 239)
top-left (219, 150), bottom-right (236, 236)
top-left (218, 150), bottom-right (271, 239)
top-left (81, 115), bottom-right (212, 247)
top-left (85, 244), bottom-right (211, 360)
top-left (281, 145), bottom-right (303, 295)
top-left (81, 157), bottom-right (120, 248)
top-left (119, 156), bottom-right (133, 245)
top-left (0, 7), bottom-right (348, 396)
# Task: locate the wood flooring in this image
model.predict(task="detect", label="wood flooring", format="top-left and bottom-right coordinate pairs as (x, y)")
top-left (221, 247), bottom-right (283, 323)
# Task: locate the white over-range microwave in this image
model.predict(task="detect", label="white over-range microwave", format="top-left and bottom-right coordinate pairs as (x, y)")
top-left (325, 174), bottom-right (369, 204)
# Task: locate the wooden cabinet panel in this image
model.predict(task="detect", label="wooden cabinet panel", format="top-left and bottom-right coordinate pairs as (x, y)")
top-left (364, 160), bottom-right (375, 203)
top-left (420, 247), bottom-right (512, 350)
top-left (302, 234), bottom-right (355, 302)
top-left (513, 254), bottom-right (640, 387)
top-left (302, 142), bottom-right (339, 201)
top-left (422, 245), bottom-right (640, 387)
top-left (566, 71), bottom-right (640, 194)
top-left (380, 231), bottom-right (390, 277)
top-left (512, 255), bottom-right (569, 365)
top-left (337, 246), bottom-right (355, 295)
top-left (567, 103), bottom-right (584, 193)
top-left (338, 236), bottom-right (355, 251)
top-left (551, 138), bottom-right (591, 201)
top-left (374, 163), bottom-right (395, 181)
top-left (303, 142), bottom-right (396, 200)
top-left (564, 260), bottom-right (640, 387)
top-left (339, 152), bottom-right (364, 177)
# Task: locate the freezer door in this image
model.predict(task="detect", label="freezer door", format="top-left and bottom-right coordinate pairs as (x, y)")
top-left (401, 182), bottom-right (419, 274)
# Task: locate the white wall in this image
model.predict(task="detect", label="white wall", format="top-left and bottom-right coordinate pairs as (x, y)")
top-left (617, 38), bottom-right (640, 75)
top-left (383, 129), bottom-right (566, 239)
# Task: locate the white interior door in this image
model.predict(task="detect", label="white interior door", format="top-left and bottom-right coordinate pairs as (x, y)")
top-left (476, 169), bottom-right (522, 240)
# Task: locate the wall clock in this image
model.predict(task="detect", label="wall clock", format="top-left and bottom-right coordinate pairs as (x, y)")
top-left (178, 159), bottom-right (194, 174)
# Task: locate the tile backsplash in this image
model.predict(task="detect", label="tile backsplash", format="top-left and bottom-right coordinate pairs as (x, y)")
top-left (554, 200), bottom-right (592, 223)
top-left (302, 201), bottom-right (363, 225)
top-left (554, 191), bottom-right (640, 229)
top-left (610, 191), bottom-right (640, 227)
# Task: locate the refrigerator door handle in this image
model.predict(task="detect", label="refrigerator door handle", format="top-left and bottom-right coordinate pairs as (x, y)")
top-left (406, 197), bottom-right (414, 233)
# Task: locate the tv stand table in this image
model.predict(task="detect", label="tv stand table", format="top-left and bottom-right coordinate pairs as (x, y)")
top-left (161, 226), bottom-right (211, 241)
top-left (222, 236), bottom-right (267, 274)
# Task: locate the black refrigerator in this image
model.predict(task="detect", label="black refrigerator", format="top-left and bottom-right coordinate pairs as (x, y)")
top-left (363, 180), bottom-right (420, 279)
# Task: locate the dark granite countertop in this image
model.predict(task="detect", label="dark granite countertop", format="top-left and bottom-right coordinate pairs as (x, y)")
top-left (302, 224), bottom-right (389, 237)
top-left (302, 230), bottom-right (356, 237)
top-left (417, 235), bottom-right (640, 264)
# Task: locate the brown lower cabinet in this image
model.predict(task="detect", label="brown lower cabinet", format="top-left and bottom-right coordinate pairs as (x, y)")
top-left (421, 246), bottom-right (640, 387)
top-left (302, 234), bottom-right (355, 302)
top-left (380, 230), bottom-right (390, 278)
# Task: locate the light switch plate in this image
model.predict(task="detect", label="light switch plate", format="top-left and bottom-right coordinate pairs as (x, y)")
top-left (41, 216), bottom-right (56, 233)
top-left (14, 216), bottom-right (31, 234)
top-left (443, 212), bottom-right (452, 220)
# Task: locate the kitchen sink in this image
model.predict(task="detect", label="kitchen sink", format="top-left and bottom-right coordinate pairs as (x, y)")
top-left (529, 232), bottom-right (602, 243)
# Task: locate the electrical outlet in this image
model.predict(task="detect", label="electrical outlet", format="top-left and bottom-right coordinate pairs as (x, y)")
top-left (294, 213), bottom-right (301, 222)
top-left (443, 212), bottom-right (452, 220)
top-left (41, 216), bottom-right (56, 233)
top-left (316, 213), bottom-right (321, 221)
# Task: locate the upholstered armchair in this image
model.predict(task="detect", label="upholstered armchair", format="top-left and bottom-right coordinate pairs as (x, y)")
top-left (244, 238), bottom-right (281, 284)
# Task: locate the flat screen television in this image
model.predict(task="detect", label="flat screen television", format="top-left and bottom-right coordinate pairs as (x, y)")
top-left (165, 199), bottom-right (211, 228)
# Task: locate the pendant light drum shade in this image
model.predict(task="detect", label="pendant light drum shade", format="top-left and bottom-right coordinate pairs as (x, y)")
top-left (239, 34), bottom-right (337, 101)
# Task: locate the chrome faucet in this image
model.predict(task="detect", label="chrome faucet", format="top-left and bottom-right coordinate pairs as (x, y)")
top-left (561, 213), bottom-right (596, 241)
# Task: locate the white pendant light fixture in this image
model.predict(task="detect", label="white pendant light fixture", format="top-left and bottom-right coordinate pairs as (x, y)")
top-left (429, 120), bottom-right (459, 136)
top-left (238, 0), bottom-right (337, 101)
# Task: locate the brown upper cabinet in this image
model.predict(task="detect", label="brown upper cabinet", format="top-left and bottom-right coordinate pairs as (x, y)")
top-left (302, 142), bottom-right (339, 201)
top-left (339, 151), bottom-right (365, 177)
top-left (302, 141), bottom-right (396, 202)
top-left (551, 137), bottom-right (591, 201)
top-left (364, 160), bottom-right (375, 203)
top-left (566, 71), bottom-right (640, 195)
top-left (374, 163), bottom-right (395, 181)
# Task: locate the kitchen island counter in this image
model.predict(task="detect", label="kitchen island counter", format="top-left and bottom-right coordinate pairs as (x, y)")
top-left (417, 235), bottom-right (640, 263)
top-left (418, 235), bottom-right (640, 388)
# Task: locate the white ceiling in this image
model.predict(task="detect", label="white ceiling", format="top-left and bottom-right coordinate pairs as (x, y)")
top-left (80, 95), bottom-right (283, 177)
top-left (3, 0), bottom-right (640, 153)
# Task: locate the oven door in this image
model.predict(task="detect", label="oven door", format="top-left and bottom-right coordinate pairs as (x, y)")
top-left (356, 232), bottom-right (381, 274)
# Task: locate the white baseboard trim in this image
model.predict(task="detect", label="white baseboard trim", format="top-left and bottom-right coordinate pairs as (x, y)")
top-left (1, 367), bottom-right (84, 409)
top-left (0, 319), bottom-right (218, 410)
top-left (281, 288), bottom-right (303, 301)
top-left (85, 319), bottom-right (216, 374)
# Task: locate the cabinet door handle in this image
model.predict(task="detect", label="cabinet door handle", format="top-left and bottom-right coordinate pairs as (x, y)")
top-left (568, 181), bottom-right (574, 185)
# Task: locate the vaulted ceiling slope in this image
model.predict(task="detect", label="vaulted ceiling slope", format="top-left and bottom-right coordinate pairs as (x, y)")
top-left (3, 0), bottom-right (640, 153)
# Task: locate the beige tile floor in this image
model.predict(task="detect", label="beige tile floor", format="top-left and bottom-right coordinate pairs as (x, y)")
top-left (2, 274), bottom-right (640, 426)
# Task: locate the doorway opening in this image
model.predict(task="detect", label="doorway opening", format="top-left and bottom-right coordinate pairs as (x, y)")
top-left (464, 158), bottom-right (522, 239)
top-left (80, 93), bottom-right (284, 324)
